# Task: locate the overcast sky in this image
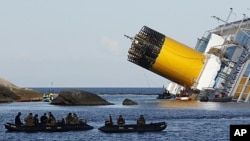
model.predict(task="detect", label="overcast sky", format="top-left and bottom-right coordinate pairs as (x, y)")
top-left (0, 0), bottom-right (249, 87)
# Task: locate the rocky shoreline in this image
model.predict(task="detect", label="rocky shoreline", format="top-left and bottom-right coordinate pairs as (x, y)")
top-left (0, 77), bottom-right (114, 105)
top-left (0, 77), bottom-right (138, 106)
top-left (0, 77), bottom-right (43, 103)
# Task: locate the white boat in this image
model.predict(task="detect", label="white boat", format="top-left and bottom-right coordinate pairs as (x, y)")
top-left (176, 96), bottom-right (192, 101)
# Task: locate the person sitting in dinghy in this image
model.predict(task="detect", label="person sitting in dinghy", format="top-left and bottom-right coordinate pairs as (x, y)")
top-left (15, 112), bottom-right (23, 126)
top-left (105, 115), bottom-right (113, 126)
top-left (117, 115), bottom-right (125, 126)
top-left (137, 115), bottom-right (146, 126)
top-left (24, 113), bottom-right (35, 126)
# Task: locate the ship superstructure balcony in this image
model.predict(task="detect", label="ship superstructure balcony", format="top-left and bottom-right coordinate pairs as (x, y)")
top-left (199, 18), bottom-right (250, 102)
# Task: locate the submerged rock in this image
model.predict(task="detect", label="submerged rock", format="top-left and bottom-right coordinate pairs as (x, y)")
top-left (122, 98), bottom-right (138, 105)
top-left (51, 90), bottom-right (113, 106)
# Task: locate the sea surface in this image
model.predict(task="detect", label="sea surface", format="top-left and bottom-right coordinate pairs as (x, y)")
top-left (1, 87), bottom-right (250, 141)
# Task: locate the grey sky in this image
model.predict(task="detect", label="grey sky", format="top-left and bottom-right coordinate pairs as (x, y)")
top-left (0, 0), bottom-right (249, 87)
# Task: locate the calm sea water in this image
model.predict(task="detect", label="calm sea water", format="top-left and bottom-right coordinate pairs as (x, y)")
top-left (1, 87), bottom-right (250, 141)
top-left (32, 87), bottom-right (164, 95)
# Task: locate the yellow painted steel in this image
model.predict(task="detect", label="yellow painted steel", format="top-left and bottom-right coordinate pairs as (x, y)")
top-left (151, 37), bottom-right (206, 88)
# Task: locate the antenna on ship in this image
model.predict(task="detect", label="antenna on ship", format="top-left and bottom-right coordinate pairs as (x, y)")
top-left (211, 16), bottom-right (228, 23)
top-left (221, 8), bottom-right (233, 35)
top-left (235, 13), bottom-right (248, 40)
top-left (124, 34), bottom-right (134, 42)
top-left (211, 8), bottom-right (234, 35)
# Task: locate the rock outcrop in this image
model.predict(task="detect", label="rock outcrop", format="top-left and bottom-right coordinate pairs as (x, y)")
top-left (0, 77), bottom-right (42, 102)
top-left (0, 77), bottom-right (18, 88)
top-left (122, 98), bottom-right (138, 105)
top-left (51, 90), bottom-right (113, 106)
top-left (0, 85), bottom-right (20, 102)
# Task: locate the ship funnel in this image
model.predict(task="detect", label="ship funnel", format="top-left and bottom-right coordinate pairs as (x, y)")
top-left (127, 26), bottom-right (206, 88)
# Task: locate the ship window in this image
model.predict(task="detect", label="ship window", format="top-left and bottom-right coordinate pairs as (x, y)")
top-left (244, 63), bottom-right (250, 77)
top-left (225, 46), bottom-right (237, 60)
top-left (195, 32), bottom-right (211, 53)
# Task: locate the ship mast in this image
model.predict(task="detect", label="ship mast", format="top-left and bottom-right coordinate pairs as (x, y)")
top-left (211, 8), bottom-right (234, 35)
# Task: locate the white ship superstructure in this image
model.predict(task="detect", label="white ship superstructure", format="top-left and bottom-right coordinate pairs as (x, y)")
top-left (169, 14), bottom-right (250, 102)
top-left (126, 9), bottom-right (250, 102)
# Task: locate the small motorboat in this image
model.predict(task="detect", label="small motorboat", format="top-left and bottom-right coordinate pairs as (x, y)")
top-left (157, 88), bottom-right (176, 99)
top-left (43, 93), bottom-right (58, 102)
top-left (176, 96), bottom-right (192, 101)
top-left (98, 121), bottom-right (167, 133)
top-left (175, 89), bottom-right (192, 101)
top-left (5, 122), bottom-right (93, 132)
top-left (157, 93), bottom-right (176, 99)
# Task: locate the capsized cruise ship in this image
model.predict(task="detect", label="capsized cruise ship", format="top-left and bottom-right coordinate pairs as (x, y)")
top-left (126, 10), bottom-right (250, 102)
